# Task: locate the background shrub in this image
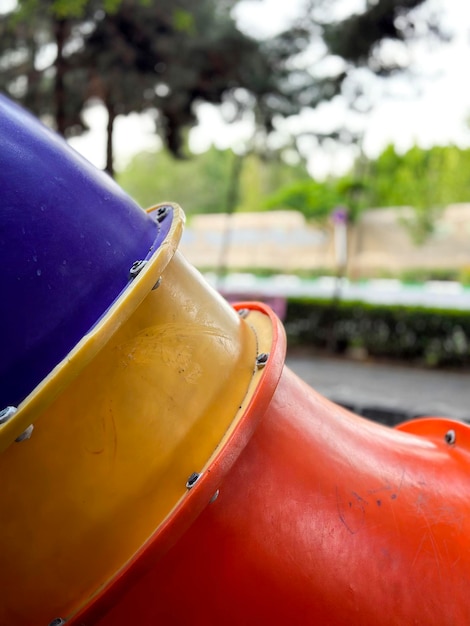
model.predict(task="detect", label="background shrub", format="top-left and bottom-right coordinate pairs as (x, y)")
top-left (285, 298), bottom-right (470, 367)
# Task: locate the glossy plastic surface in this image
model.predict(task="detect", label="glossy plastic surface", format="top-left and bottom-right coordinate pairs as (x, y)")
top-left (4, 97), bottom-right (470, 626)
top-left (0, 248), bottom-right (260, 625)
top-left (70, 325), bottom-right (470, 626)
top-left (0, 95), bottom-right (166, 408)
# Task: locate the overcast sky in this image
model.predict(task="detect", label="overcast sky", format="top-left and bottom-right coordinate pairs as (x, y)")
top-left (68, 0), bottom-right (470, 178)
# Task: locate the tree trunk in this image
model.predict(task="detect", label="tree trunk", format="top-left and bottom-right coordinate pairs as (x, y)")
top-left (217, 152), bottom-right (244, 282)
top-left (54, 18), bottom-right (67, 136)
top-left (105, 100), bottom-right (116, 178)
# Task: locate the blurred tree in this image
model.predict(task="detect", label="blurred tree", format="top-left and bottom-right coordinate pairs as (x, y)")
top-left (264, 142), bottom-right (470, 229)
top-left (1, 0), bottom-right (445, 175)
top-left (0, 0), bottom-right (324, 175)
top-left (0, 0), bottom-right (98, 136)
top-left (322, 0), bottom-right (444, 76)
top-left (368, 144), bottom-right (470, 209)
top-left (234, 152), bottom-right (309, 213)
top-left (117, 144), bottom-right (309, 216)
top-left (117, 146), bottom-right (235, 213)
top-left (263, 178), bottom-right (344, 222)
top-left (362, 143), bottom-right (470, 242)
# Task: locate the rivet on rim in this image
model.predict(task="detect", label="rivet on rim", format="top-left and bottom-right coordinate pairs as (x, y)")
top-left (186, 472), bottom-right (202, 489)
top-left (445, 429), bottom-right (456, 445)
top-left (256, 353), bottom-right (269, 369)
top-left (0, 406), bottom-right (17, 425)
top-left (152, 276), bottom-right (162, 290)
top-left (15, 424), bottom-right (34, 442)
top-left (156, 205), bottom-right (170, 223)
top-left (238, 308), bottom-right (250, 318)
top-left (129, 260), bottom-right (148, 279)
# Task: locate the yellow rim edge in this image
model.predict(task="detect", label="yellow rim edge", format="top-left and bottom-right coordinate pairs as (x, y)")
top-left (69, 307), bottom-right (275, 619)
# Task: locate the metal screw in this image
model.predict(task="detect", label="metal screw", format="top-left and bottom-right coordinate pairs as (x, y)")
top-left (445, 429), bottom-right (456, 445)
top-left (15, 424), bottom-right (34, 442)
top-left (156, 205), bottom-right (170, 223)
top-left (238, 308), bottom-right (250, 319)
top-left (256, 353), bottom-right (269, 369)
top-left (186, 472), bottom-right (201, 489)
top-left (210, 489), bottom-right (220, 503)
top-left (129, 260), bottom-right (147, 279)
top-left (48, 619), bottom-right (66, 626)
top-left (0, 406), bottom-right (17, 425)
top-left (152, 276), bottom-right (162, 290)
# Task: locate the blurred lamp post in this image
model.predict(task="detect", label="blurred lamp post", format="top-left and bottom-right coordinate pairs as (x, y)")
top-left (330, 206), bottom-right (349, 312)
top-left (332, 206), bottom-right (348, 273)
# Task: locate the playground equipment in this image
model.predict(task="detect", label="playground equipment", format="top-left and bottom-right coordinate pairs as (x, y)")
top-left (1, 95), bottom-right (470, 626)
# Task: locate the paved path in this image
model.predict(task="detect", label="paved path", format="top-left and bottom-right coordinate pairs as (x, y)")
top-left (286, 352), bottom-right (470, 424)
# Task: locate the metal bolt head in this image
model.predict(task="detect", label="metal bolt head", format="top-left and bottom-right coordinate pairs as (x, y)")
top-left (152, 276), bottom-right (162, 291)
top-left (15, 424), bottom-right (34, 442)
top-left (256, 353), bottom-right (269, 369)
top-left (445, 429), bottom-right (456, 445)
top-left (0, 406), bottom-right (17, 425)
top-left (186, 472), bottom-right (201, 489)
top-left (156, 205), bottom-right (170, 222)
top-left (129, 260), bottom-right (147, 279)
top-left (49, 619), bottom-right (66, 626)
top-left (238, 308), bottom-right (250, 319)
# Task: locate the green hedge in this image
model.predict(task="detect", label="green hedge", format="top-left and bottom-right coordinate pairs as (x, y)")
top-left (285, 298), bottom-right (470, 367)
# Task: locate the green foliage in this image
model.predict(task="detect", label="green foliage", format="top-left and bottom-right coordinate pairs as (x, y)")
top-left (236, 153), bottom-right (310, 213)
top-left (285, 298), bottom-right (470, 368)
top-left (264, 179), bottom-right (343, 221)
top-left (51, 0), bottom-right (91, 18)
top-left (117, 146), bottom-right (237, 215)
top-left (262, 170), bottom-right (370, 222)
top-left (460, 267), bottom-right (470, 286)
top-left (365, 144), bottom-right (470, 208)
top-left (119, 139), bottom-right (470, 231)
top-left (399, 268), bottom-right (461, 284)
top-left (14, 0), bottom-right (126, 18)
top-left (359, 143), bottom-right (470, 241)
top-left (262, 142), bottom-right (470, 229)
top-left (117, 146), bottom-right (311, 216)
top-left (172, 8), bottom-right (194, 33)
